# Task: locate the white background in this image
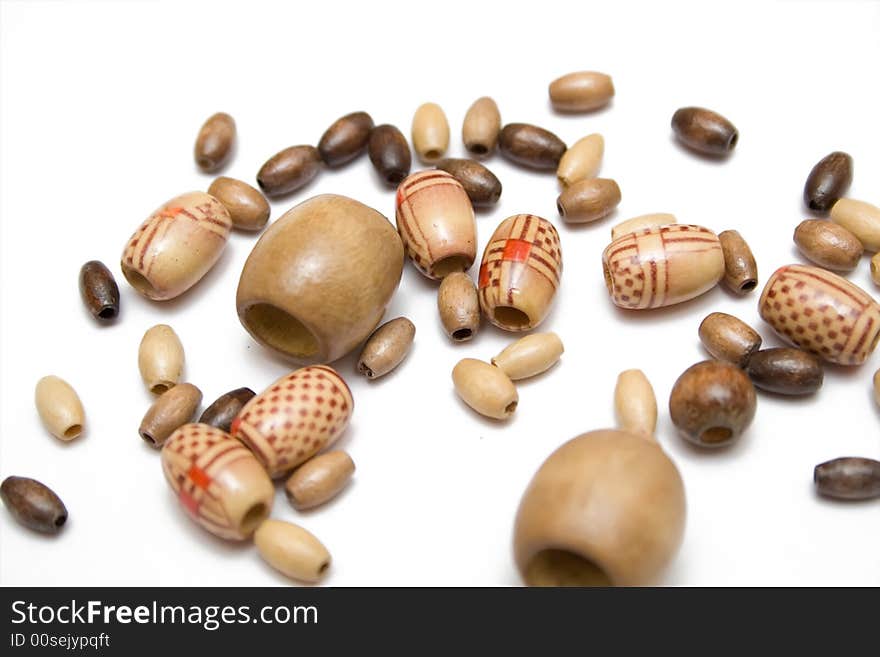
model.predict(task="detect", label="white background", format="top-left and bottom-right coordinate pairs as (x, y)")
top-left (2, 0), bottom-right (879, 586)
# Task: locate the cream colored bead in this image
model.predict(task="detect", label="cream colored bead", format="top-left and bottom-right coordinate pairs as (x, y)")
top-left (285, 451), bottom-right (355, 510)
top-left (831, 198), bottom-right (880, 251)
top-left (874, 369), bottom-right (880, 407)
top-left (34, 376), bottom-right (85, 441)
top-left (548, 71), bottom-right (615, 112)
top-left (871, 253), bottom-right (880, 287)
top-left (452, 358), bottom-right (518, 420)
top-left (610, 213), bottom-right (677, 241)
top-left (462, 96), bottom-right (501, 156)
top-left (491, 333), bottom-right (564, 380)
top-left (614, 370), bottom-right (657, 438)
top-left (556, 133), bottom-right (604, 187)
top-left (411, 102), bottom-right (449, 163)
top-left (254, 520), bottom-right (331, 583)
top-left (138, 324), bottom-right (184, 395)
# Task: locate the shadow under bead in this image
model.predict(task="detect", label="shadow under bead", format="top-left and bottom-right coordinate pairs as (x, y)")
top-left (814, 457), bottom-right (880, 500)
top-left (1, 476), bottom-right (67, 534)
top-left (199, 387), bottom-right (255, 433)
top-left (804, 151), bottom-right (853, 213)
top-left (671, 107), bottom-right (738, 156)
top-left (368, 124), bottom-right (411, 186)
top-left (79, 260), bottom-right (119, 320)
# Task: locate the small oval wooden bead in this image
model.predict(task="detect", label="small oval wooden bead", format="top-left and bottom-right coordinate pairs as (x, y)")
top-left (78, 260), bottom-right (119, 321)
top-left (804, 152), bottom-right (853, 212)
top-left (745, 348), bottom-right (823, 395)
top-left (317, 111), bottom-right (374, 167)
top-left (207, 177), bottom-right (270, 232)
top-left (870, 253), bottom-right (880, 288)
top-left (1, 476), bottom-right (67, 534)
top-left (138, 324), bottom-right (185, 395)
top-left (254, 519), bottom-right (331, 583)
top-left (462, 96), bottom-right (501, 156)
top-left (548, 71), bottom-right (615, 112)
top-left (671, 107), bottom-right (738, 156)
top-left (614, 369), bottom-right (657, 437)
top-left (603, 224), bottom-right (723, 309)
top-left (285, 451), bottom-right (355, 510)
top-left (793, 219), bottom-right (863, 272)
top-left (452, 358), bottom-right (518, 420)
top-left (758, 264), bottom-right (880, 365)
top-left (610, 213), bottom-right (677, 241)
top-left (139, 383), bottom-right (202, 448)
top-left (121, 191), bottom-right (232, 301)
top-left (438, 272), bottom-right (480, 342)
top-left (411, 102), bottom-right (449, 163)
top-left (698, 312), bottom-right (762, 368)
top-left (199, 387), bottom-right (256, 433)
top-left (718, 229), bottom-right (758, 294)
top-left (830, 198), bottom-right (880, 251)
top-left (491, 332), bottom-right (564, 380)
top-left (435, 158), bottom-right (502, 207)
top-left (356, 317), bottom-right (415, 380)
top-left (256, 145), bottom-right (322, 197)
top-left (35, 375), bottom-right (84, 441)
top-left (479, 214), bottom-right (563, 331)
top-left (161, 424), bottom-right (274, 540)
top-left (194, 112), bottom-right (235, 172)
top-left (669, 360), bottom-right (756, 447)
top-left (557, 178), bottom-right (621, 224)
top-left (498, 123), bottom-right (566, 170)
top-left (232, 366), bottom-right (354, 477)
top-left (556, 133), bottom-right (604, 187)
top-left (814, 457), bottom-right (880, 500)
top-left (874, 368), bottom-right (880, 406)
top-left (368, 124), bottom-right (411, 186)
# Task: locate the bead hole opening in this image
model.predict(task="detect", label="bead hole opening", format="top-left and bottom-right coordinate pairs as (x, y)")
top-left (452, 328), bottom-right (472, 341)
top-left (239, 502), bottom-right (269, 536)
top-left (524, 549), bottom-right (612, 587)
top-left (701, 426), bottom-right (733, 444)
top-left (64, 425), bottom-right (82, 439)
top-left (432, 256), bottom-right (470, 278)
top-left (244, 303), bottom-right (319, 359)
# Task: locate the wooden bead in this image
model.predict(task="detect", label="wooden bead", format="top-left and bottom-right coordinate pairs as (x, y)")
top-left (603, 224), bottom-right (723, 309)
top-left (368, 124), bottom-right (411, 186)
top-left (396, 170), bottom-right (476, 280)
top-left (256, 145), bottom-right (322, 197)
top-left (874, 368), bottom-right (880, 406)
top-left (758, 264), bottom-right (880, 365)
top-left (199, 387), bottom-right (256, 433)
top-left (498, 123), bottom-right (566, 170)
top-left (804, 152), bottom-right (853, 213)
top-left (285, 450), bottom-right (355, 510)
top-left (1, 476), bottom-right (67, 534)
top-left (232, 366), bottom-right (353, 477)
top-left (669, 360), bottom-right (756, 447)
top-left (35, 375), bottom-right (84, 441)
top-left (121, 191), bottom-right (231, 301)
top-left (161, 423), bottom-right (274, 540)
top-left (671, 107), bottom-right (738, 156)
top-left (207, 177), bottom-right (270, 232)
top-left (614, 369), bottom-right (657, 437)
top-left (548, 71), bottom-right (615, 112)
top-left (793, 219), bottom-right (863, 272)
top-left (491, 332), bottom-right (564, 380)
top-left (830, 198), bottom-right (880, 251)
top-left (718, 229), bottom-right (758, 294)
top-left (556, 133), bottom-right (604, 187)
top-left (557, 178), bottom-right (621, 224)
top-left (78, 260), bottom-right (119, 321)
top-left (814, 457), bottom-right (880, 500)
top-left (438, 272), bottom-right (480, 342)
top-left (139, 383), bottom-right (203, 448)
top-left (435, 158), bottom-right (502, 207)
top-left (452, 359), bottom-right (518, 420)
top-left (479, 214), bottom-right (562, 331)
top-left (254, 520), bottom-right (331, 583)
top-left (871, 253), bottom-right (880, 287)
top-left (610, 213), bottom-right (677, 241)
top-left (317, 111), bottom-right (374, 167)
top-left (411, 102), bottom-right (449, 163)
top-left (698, 312), bottom-right (762, 368)
top-left (462, 96), bottom-right (501, 156)
top-left (194, 112), bottom-right (235, 172)
top-left (356, 317), bottom-right (415, 379)
top-left (138, 324), bottom-right (185, 395)
top-left (745, 348), bottom-right (823, 395)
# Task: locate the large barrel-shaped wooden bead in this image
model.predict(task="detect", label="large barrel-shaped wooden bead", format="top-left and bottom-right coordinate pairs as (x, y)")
top-left (232, 366), bottom-right (353, 478)
top-left (160, 423), bottom-right (274, 540)
top-left (121, 191), bottom-right (231, 301)
top-left (395, 170), bottom-right (477, 280)
top-left (602, 224), bottom-right (724, 309)
top-left (478, 214), bottom-right (562, 331)
top-left (758, 264), bottom-right (880, 365)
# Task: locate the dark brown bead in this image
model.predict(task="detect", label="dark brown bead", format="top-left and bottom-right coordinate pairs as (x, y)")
top-left (668, 360), bottom-right (756, 447)
top-left (803, 151), bottom-right (853, 213)
top-left (745, 348), bottom-right (823, 395)
top-left (368, 124), bottom-right (411, 187)
top-left (698, 312), bottom-right (762, 368)
top-left (435, 158), bottom-right (502, 207)
top-left (257, 145), bottom-right (322, 197)
top-left (199, 387), bottom-right (256, 433)
top-left (78, 260), bottom-right (120, 321)
top-left (1, 476), bottom-right (68, 534)
top-left (317, 111), bottom-right (374, 167)
top-left (498, 123), bottom-right (567, 170)
top-left (671, 107), bottom-right (738, 157)
top-left (793, 219), bottom-right (863, 272)
top-left (718, 230), bottom-right (758, 294)
top-left (814, 457), bottom-right (880, 500)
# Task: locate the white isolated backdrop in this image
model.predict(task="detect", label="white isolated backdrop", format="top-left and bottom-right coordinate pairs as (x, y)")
top-left (1, 0), bottom-right (879, 587)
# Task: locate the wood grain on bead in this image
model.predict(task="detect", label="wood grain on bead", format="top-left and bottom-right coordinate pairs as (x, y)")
top-left (462, 96), bottom-right (501, 156)
top-left (435, 158), bottom-right (502, 207)
top-left (610, 213), bottom-right (677, 241)
top-left (438, 272), bottom-right (480, 342)
top-left (194, 112), bottom-right (235, 172)
top-left (830, 198), bottom-right (880, 251)
top-left (285, 450), bottom-right (355, 510)
top-left (138, 324), bottom-right (184, 394)
top-left (793, 219), bottom-right (862, 272)
top-left (804, 152), bottom-right (853, 213)
top-left (814, 457), bottom-right (880, 500)
top-left (556, 133), bottom-right (603, 187)
top-left (368, 124), bottom-right (411, 186)
top-left (317, 111), bottom-right (374, 167)
top-left (199, 387), bottom-right (256, 433)
top-left (452, 359), bottom-right (518, 420)
top-left (548, 71), bottom-right (615, 112)
top-left (139, 383), bottom-right (202, 448)
top-left (1, 476), bottom-right (67, 534)
top-left (207, 177), bottom-right (270, 232)
top-left (491, 332), bottom-right (564, 380)
top-left (745, 348), bottom-right (823, 395)
top-left (671, 107), bottom-right (738, 156)
top-left (357, 317), bottom-right (415, 379)
top-left (256, 145), bottom-right (322, 197)
top-left (698, 312), bottom-right (762, 368)
top-left (35, 375), bottom-right (84, 441)
top-left (758, 264), bottom-right (880, 365)
top-left (614, 369), bottom-right (657, 437)
top-left (411, 102), bottom-right (449, 163)
top-left (498, 123), bottom-right (566, 170)
top-left (254, 520), bottom-right (331, 583)
top-left (79, 260), bottom-right (119, 321)
top-left (603, 224), bottom-right (723, 309)
top-left (557, 178), bottom-right (620, 224)
top-left (718, 229), bottom-right (758, 294)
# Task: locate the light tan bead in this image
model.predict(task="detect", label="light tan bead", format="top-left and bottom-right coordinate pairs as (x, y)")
top-left (610, 213), bottom-right (677, 241)
top-left (139, 383), bottom-right (202, 448)
top-left (548, 71), bottom-right (615, 112)
top-left (614, 369), bottom-right (657, 438)
top-left (411, 102), bottom-right (449, 163)
top-left (356, 317), bottom-right (415, 379)
top-left (698, 312), bottom-right (762, 368)
top-left (556, 133), bottom-right (604, 187)
top-left (830, 198), bottom-right (880, 251)
top-left (462, 96), bottom-right (501, 157)
top-left (138, 324), bottom-right (185, 395)
top-left (793, 219), bottom-right (863, 272)
top-left (285, 451), bottom-right (355, 510)
top-left (874, 369), bottom-right (880, 407)
top-left (452, 359), bottom-right (518, 420)
top-left (34, 376), bottom-right (84, 441)
top-left (871, 253), bottom-right (880, 287)
top-left (491, 333), bottom-right (564, 380)
top-left (254, 520), bottom-right (331, 583)
top-left (207, 177), bottom-right (270, 232)
top-left (556, 178), bottom-right (621, 224)
top-left (438, 272), bottom-right (480, 342)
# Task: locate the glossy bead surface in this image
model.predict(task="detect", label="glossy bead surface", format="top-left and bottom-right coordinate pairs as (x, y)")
top-left (199, 387), bottom-right (256, 433)
top-left (317, 111), bottom-right (374, 167)
top-left (438, 272), bottom-right (480, 342)
top-left (548, 71), bottom-right (615, 112)
top-left (285, 451), bottom-right (355, 510)
top-left (256, 145), bottom-right (322, 197)
top-left (745, 348), bottom-right (823, 395)
top-left (814, 457), bottom-right (880, 500)
top-left (411, 102), bottom-right (449, 163)
top-left (79, 260), bottom-right (119, 321)
top-left (498, 123), bottom-right (566, 170)
top-left (556, 178), bottom-right (620, 223)
top-left (356, 317), bottom-right (415, 379)
top-left (207, 177), bottom-right (270, 232)
top-left (1, 476), bottom-right (67, 534)
top-left (830, 198), bottom-right (880, 251)
top-left (368, 124), bottom-right (411, 186)
top-left (452, 359), bottom-right (518, 420)
top-left (556, 133), bottom-right (603, 187)
top-left (793, 219), bottom-right (862, 271)
top-left (138, 324), bottom-right (184, 394)
top-left (698, 312), bottom-right (762, 368)
top-left (614, 370), bottom-right (657, 437)
top-left (462, 96), bottom-right (501, 156)
top-left (435, 158), bottom-right (502, 207)
top-left (194, 112), bottom-right (235, 172)
top-left (804, 152), bottom-right (853, 212)
top-left (491, 332), bottom-right (564, 380)
top-left (610, 213), bottom-right (677, 241)
top-left (35, 375), bottom-right (84, 441)
top-left (718, 229), bottom-right (758, 294)
top-left (254, 520), bottom-right (331, 583)
top-left (671, 107), bottom-right (738, 156)
top-left (139, 383), bottom-right (203, 448)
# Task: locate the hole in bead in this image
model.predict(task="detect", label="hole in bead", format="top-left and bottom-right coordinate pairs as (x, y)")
top-left (469, 144), bottom-right (489, 156)
top-left (505, 400), bottom-right (518, 415)
top-left (740, 279), bottom-right (757, 292)
top-left (700, 426), bottom-right (733, 444)
top-left (386, 170), bottom-right (406, 185)
top-left (243, 303), bottom-right (319, 359)
top-left (64, 425), bottom-right (82, 439)
top-left (140, 431), bottom-right (156, 446)
top-left (150, 382), bottom-right (172, 395)
top-left (557, 200), bottom-right (565, 217)
top-left (55, 514), bottom-right (67, 528)
top-left (727, 131), bottom-right (739, 151)
top-left (432, 256), bottom-right (470, 278)
top-left (493, 306), bottom-right (530, 330)
top-left (423, 149), bottom-right (441, 161)
top-left (239, 502), bottom-right (269, 536)
top-left (121, 266), bottom-right (161, 299)
top-left (524, 549), bottom-right (612, 587)
top-left (318, 561), bottom-right (330, 575)
top-left (452, 328), bottom-right (472, 341)
top-left (97, 305), bottom-right (117, 319)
